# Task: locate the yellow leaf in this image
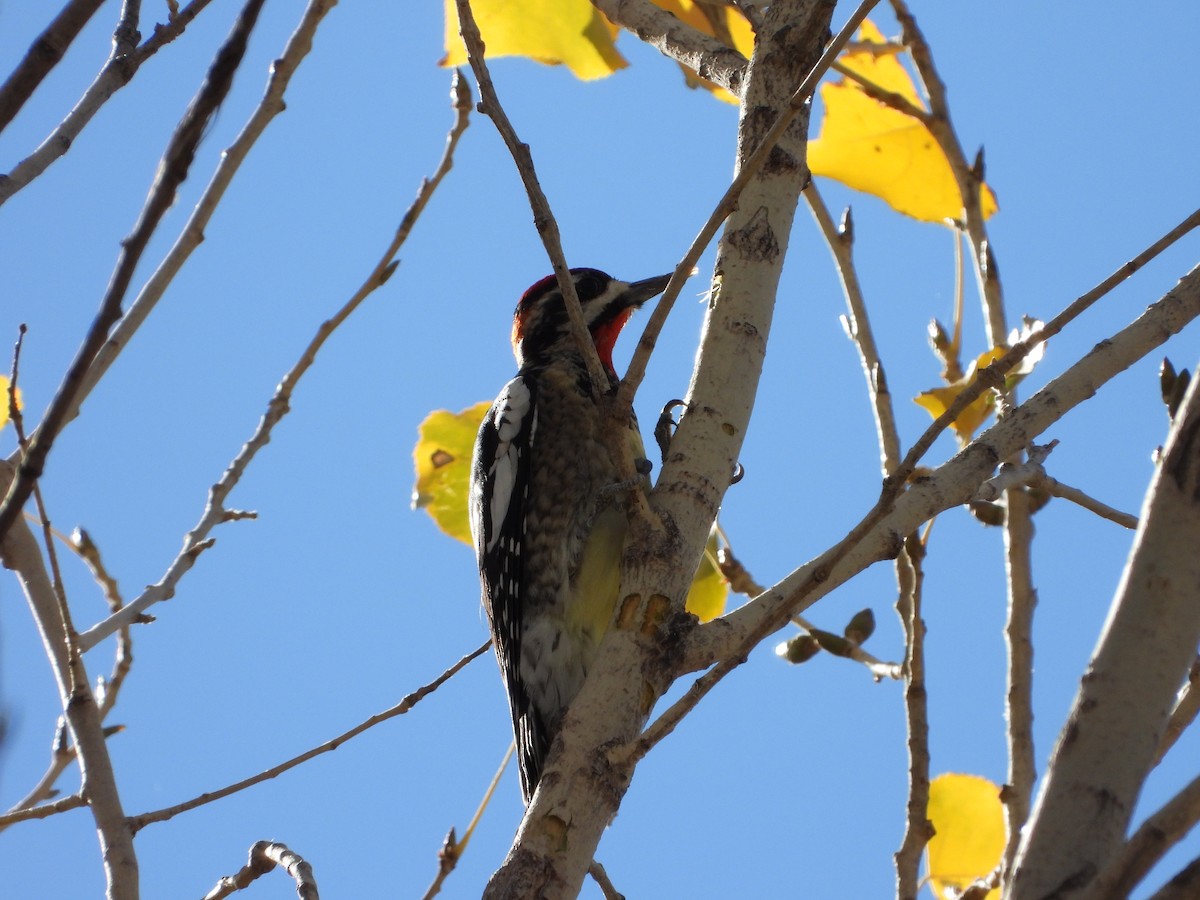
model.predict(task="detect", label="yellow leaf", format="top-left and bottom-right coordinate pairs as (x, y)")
top-left (684, 527), bottom-right (728, 622)
top-left (926, 773), bottom-right (1004, 900)
top-left (443, 0), bottom-right (626, 81)
top-left (808, 20), bottom-right (999, 223)
top-left (412, 402), bottom-right (492, 546)
top-left (0, 376), bottom-right (21, 432)
top-left (652, 0), bottom-right (754, 105)
top-left (916, 323), bottom-right (1045, 443)
top-left (413, 402), bottom-right (728, 621)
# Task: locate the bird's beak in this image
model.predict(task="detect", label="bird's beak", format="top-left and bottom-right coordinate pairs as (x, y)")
top-left (620, 273), bottom-right (674, 310)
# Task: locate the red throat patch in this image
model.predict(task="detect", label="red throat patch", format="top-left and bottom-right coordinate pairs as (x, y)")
top-left (590, 308), bottom-right (633, 375)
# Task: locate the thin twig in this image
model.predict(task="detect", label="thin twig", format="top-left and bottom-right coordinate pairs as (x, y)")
top-left (889, 0), bottom-right (1006, 346)
top-left (619, 0), bottom-right (884, 408)
top-left (0, 0), bottom-right (108, 135)
top-left (893, 536), bottom-right (931, 899)
top-left (0, 0), bottom-right (217, 205)
top-left (633, 211), bottom-right (1200, 763)
top-left (1155, 657), bottom-right (1200, 765)
top-left (22, 0), bottom-right (333, 472)
top-left (804, 184), bottom-right (901, 474)
top-left (1041, 477), bottom-right (1138, 529)
top-left (201, 841), bottom-right (319, 900)
top-left (588, 860), bottom-right (625, 900)
top-left (0, 0), bottom-right (267, 547)
top-left (590, 0), bottom-right (747, 97)
top-left (976, 461), bottom-right (1139, 530)
top-left (1, 491), bottom-right (136, 894)
top-left (129, 641), bottom-right (490, 832)
top-left (453, 0), bottom-right (610, 396)
top-left (0, 792), bottom-right (87, 828)
top-left (1081, 772), bottom-right (1200, 900)
top-left (1148, 855), bottom-right (1200, 900)
top-left (1002, 486), bottom-right (1037, 882)
top-left (790, 614), bottom-right (902, 680)
top-left (422, 742), bottom-right (514, 900)
top-left (76, 62), bottom-right (467, 651)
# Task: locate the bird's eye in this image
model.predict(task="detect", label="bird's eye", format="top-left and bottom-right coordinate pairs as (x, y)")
top-left (574, 274), bottom-right (605, 301)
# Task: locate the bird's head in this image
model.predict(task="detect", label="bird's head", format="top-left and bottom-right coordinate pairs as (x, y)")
top-left (511, 268), bottom-right (672, 375)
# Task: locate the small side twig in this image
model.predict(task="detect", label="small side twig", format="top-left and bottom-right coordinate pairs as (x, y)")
top-left (1080, 772), bottom-right (1200, 900)
top-left (590, 0), bottom-right (748, 97)
top-left (975, 447), bottom-right (1139, 531)
top-left (1154, 657), bottom-right (1200, 765)
top-left (1001, 485), bottom-right (1037, 883)
top-left (889, 0), bottom-right (1006, 345)
top-left (804, 184), bottom-right (901, 474)
top-left (129, 641), bottom-right (490, 832)
top-left (643, 210), bottom-right (1200, 771)
top-left (0, 0), bottom-right (107, 135)
top-left (893, 536), bottom-right (931, 900)
top-left (619, 0), bottom-right (884, 408)
top-left (453, 0), bottom-right (609, 396)
top-left (202, 841), bottom-right (318, 900)
top-left (0, 0), bottom-right (218, 205)
top-left (0, 0), bottom-right (268, 547)
top-left (588, 860), bottom-right (625, 900)
top-left (422, 741), bottom-right (514, 900)
top-left (76, 65), bottom-right (470, 651)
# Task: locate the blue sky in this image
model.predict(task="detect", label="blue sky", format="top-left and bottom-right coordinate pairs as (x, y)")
top-left (2, 2), bottom-right (1199, 897)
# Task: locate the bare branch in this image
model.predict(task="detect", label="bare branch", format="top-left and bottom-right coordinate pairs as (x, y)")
top-left (0, 0), bottom-right (269, 547)
top-left (1002, 486), bottom-right (1037, 883)
top-left (76, 64), bottom-right (468, 651)
top-left (452, 0), bottom-right (610, 396)
top-left (1148, 855), bottom-right (1200, 900)
top-left (675, 260), bottom-right (1200, 736)
top-left (1080, 773), bottom-right (1200, 900)
top-left (893, 537), bottom-right (931, 899)
top-left (0, 0), bottom-right (217, 205)
top-left (588, 860), bottom-right (624, 900)
top-left (129, 641), bottom-right (490, 832)
top-left (202, 841), bottom-right (319, 900)
top-left (590, 0), bottom-right (747, 97)
top-left (0, 0), bottom-right (108, 136)
top-left (889, 0), bottom-right (1006, 345)
top-left (620, 0), bottom-right (884, 407)
top-left (805, 185), bottom-right (902, 474)
top-left (1155, 657), bottom-right (1200, 765)
top-left (1012, 352), bottom-right (1200, 898)
top-left (977, 459), bottom-right (1139, 531)
top-left (0, 482), bottom-right (137, 897)
top-left (485, 3), bottom-right (845, 894)
top-left (0, 792), bottom-right (87, 828)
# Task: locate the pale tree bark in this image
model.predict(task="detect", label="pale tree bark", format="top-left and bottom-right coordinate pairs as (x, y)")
top-left (683, 265), bottom-right (1200, 671)
top-left (1010, 356), bottom-right (1200, 897)
top-left (480, 2), bottom-right (837, 896)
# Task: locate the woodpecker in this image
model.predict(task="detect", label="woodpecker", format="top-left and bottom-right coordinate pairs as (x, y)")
top-left (469, 267), bottom-right (671, 801)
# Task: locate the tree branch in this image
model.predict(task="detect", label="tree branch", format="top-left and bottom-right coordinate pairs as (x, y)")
top-left (0, 0), bottom-right (268, 547)
top-left (0, 0), bottom-right (217, 206)
top-left (1011, 354), bottom-right (1200, 897)
top-left (453, 0), bottom-right (611, 396)
top-left (0, 0), bottom-right (108, 136)
top-left (480, 3), bottom-right (842, 896)
top-left (129, 641), bottom-right (489, 832)
top-left (1079, 772), bottom-right (1200, 900)
top-left (201, 841), bottom-right (319, 900)
top-left (0, 474), bottom-right (137, 898)
top-left (1002, 484), bottom-right (1037, 881)
top-left (590, 0), bottom-right (748, 97)
top-left (893, 536), bottom-right (931, 899)
top-left (77, 53), bottom-right (464, 651)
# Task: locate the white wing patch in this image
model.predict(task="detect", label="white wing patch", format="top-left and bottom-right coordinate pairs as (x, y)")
top-left (485, 377), bottom-right (534, 553)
